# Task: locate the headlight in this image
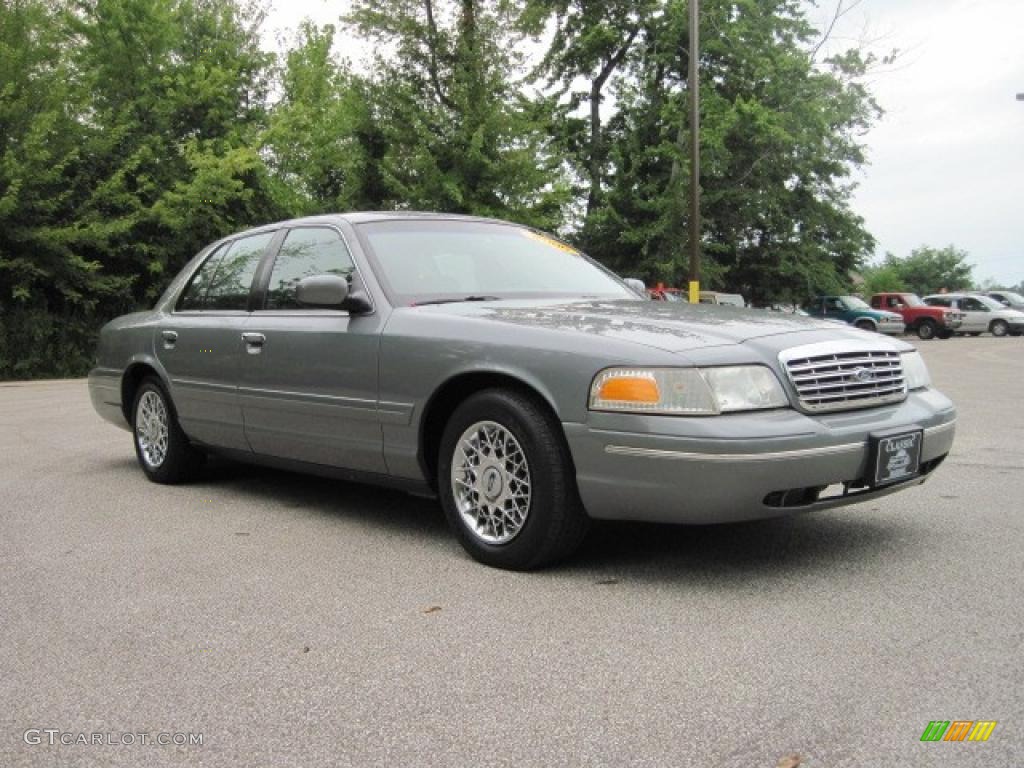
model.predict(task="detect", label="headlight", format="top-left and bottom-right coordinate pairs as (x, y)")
top-left (589, 366), bottom-right (788, 415)
top-left (901, 351), bottom-right (931, 390)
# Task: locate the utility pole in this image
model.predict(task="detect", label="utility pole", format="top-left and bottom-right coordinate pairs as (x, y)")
top-left (687, 0), bottom-right (701, 304)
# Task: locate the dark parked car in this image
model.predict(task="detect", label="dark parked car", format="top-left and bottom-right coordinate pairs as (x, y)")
top-left (804, 295), bottom-right (906, 334)
top-left (89, 213), bottom-right (956, 569)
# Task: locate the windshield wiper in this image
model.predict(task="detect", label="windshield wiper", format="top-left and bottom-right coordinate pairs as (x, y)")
top-left (413, 295), bottom-right (503, 307)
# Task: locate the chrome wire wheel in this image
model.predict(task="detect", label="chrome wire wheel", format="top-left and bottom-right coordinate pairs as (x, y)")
top-left (450, 420), bottom-right (532, 545)
top-left (135, 390), bottom-right (169, 469)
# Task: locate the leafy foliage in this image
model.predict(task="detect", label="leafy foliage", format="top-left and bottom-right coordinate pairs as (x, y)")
top-left (876, 245), bottom-right (974, 297)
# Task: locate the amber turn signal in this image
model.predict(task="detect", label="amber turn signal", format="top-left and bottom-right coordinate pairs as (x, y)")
top-left (597, 376), bottom-right (661, 403)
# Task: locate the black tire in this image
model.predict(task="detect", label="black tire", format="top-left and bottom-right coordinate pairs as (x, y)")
top-left (968, 332), bottom-right (982, 337)
top-left (990, 319), bottom-right (1009, 337)
top-left (854, 319), bottom-right (875, 332)
top-left (916, 320), bottom-right (937, 340)
top-left (437, 389), bottom-right (590, 570)
top-left (131, 376), bottom-right (205, 484)
top-left (937, 329), bottom-right (953, 340)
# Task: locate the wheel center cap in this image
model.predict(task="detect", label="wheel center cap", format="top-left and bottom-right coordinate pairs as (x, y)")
top-left (481, 466), bottom-right (503, 500)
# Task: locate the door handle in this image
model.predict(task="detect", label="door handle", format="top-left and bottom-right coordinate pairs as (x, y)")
top-left (161, 330), bottom-right (178, 350)
top-left (241, 332), bottom-right (266, 354)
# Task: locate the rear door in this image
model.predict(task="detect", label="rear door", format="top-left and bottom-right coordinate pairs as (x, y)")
top-left (239, 226), bottom-right (387, 473)
top-left (156, 231), bottom-right (275, 450)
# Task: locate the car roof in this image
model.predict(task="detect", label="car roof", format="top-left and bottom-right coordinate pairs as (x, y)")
top-left (209, 211), bottom-right (525, 247)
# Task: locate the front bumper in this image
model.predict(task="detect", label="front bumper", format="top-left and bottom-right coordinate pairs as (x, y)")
top-left (564, 388), bottom-right (955, 524)
top-left (877, 319), bottom-right (906, 335)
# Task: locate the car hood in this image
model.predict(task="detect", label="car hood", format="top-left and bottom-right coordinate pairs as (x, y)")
top-left (415, 299), bottom-right (881, 354)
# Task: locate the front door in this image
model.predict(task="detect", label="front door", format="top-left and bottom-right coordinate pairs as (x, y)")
top-left (156, 231), bottom-right (275, 450)
top-left (239, 226), bottom-right (387, 473)
top-left (957, 296), bottom-right (991, 333)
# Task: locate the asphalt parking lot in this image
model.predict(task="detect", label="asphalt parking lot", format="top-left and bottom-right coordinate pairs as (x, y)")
top-left (2, 337), bottom-right (1021, 767)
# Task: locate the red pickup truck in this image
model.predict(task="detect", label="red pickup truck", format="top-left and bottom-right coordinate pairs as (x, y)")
top-left (870, 292), bottom-right (963, 340)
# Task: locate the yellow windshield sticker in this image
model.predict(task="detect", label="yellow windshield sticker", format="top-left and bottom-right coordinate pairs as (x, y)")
top-left (522, 230), bottom-right (580, 255)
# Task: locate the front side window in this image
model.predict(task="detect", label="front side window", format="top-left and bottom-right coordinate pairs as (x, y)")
top-left (264, 228), bottom-right (355, 309)
top-left (356, 220), bottom-right (635, 306)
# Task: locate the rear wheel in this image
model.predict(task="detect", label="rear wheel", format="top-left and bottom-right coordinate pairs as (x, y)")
top-left (990, 319), bottom-right (1009, 337)
top-left (937, 329), bottom-right (953, 340)
top-left (437, 389), bottom-right (589, 570)
top-left (916, 320), bottom-right (937, 340)
top-left (132, 377), bottom-right (205, 484)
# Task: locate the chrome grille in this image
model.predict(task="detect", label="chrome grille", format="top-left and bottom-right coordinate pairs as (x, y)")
top-left (780, 343), bottom-right (907, 413)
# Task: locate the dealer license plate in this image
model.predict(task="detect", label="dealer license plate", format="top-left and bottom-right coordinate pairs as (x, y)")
top-left (872, 429), bottom-right (923, 486)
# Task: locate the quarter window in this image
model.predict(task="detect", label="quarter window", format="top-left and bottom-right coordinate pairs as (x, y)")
top-left (264, 228), bottom-right (355, 310)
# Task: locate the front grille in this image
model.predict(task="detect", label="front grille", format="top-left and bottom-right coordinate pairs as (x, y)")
top-left (781, 345), bottom-right (907, 413)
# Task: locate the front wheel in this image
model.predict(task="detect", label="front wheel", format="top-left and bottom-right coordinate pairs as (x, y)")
top-left (854, 319), bottom-right (875, 332)
top-left (132, 377), bottom-right (205, 484)
top-left (438, 389), bottom-right (590, 570)
top-left (990, 319), bottom-right (1009, 337)
top-left (916, 320), bottom-right (937, 340)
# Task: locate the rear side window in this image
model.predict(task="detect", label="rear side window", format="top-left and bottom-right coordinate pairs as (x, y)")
top-left (925, 297), bottom-right (951, 308)
top-left (177, 232), bottom-right (272, 311)
top-left (177, 243), bottom-right (230, 310)
top-left (264, 228), bottom-right (355, 310)
top-left (203, 232), bottom-right (273, 310)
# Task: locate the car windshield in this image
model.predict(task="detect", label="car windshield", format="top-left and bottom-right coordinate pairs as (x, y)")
top-left (843, 296), bottom-right (870, 309)
top-left (900, 294), bottom-right (925, 307)
top-left (356, 220), bottom-right (637, 306)
top-left (997, 291), bottom-right (1024, 304)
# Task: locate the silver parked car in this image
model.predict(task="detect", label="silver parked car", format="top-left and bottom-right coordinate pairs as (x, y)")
top-left (89, 213), bottom-right (957, 569)
top-left (923, 293), bottom-right (1024, 337)
top-left (984, 290), bottom-right (1024, 313)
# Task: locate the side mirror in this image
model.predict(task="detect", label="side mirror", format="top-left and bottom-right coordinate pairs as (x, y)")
top-left (295, 274), bottom-right (372, 313)
top-left (623, 278), bottom-right (648, 298)
top-left (296, 275), bottom-right (349, 307)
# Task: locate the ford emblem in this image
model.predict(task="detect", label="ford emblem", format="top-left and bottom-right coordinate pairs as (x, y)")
top-left (853, 367), bottom-right (874, 383)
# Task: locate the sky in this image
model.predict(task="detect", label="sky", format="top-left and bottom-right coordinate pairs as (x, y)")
top-left (263, 0), bottom-right (1024, 286)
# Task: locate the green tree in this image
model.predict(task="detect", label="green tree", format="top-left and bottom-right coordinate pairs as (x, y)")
top-left (525, 0), bottom-right (651, 224)
top-left (883, 245), bottom-right (974, 296)
top-left (859, 262), bottom-right (906, 296)
top-left (65, 0), bottom-right (281, 307)
top-left (0, 0), bottom-right (130, 377)
top-left (345, 0), bottom-right (571, 229)
top-left (537, 0), bottom-right (879, 302)
top-left (263, 22), bottom-right (387, 214)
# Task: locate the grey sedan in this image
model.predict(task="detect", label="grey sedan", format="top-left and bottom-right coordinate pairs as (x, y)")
top-left (89, 213), bottom-right (957, 569)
